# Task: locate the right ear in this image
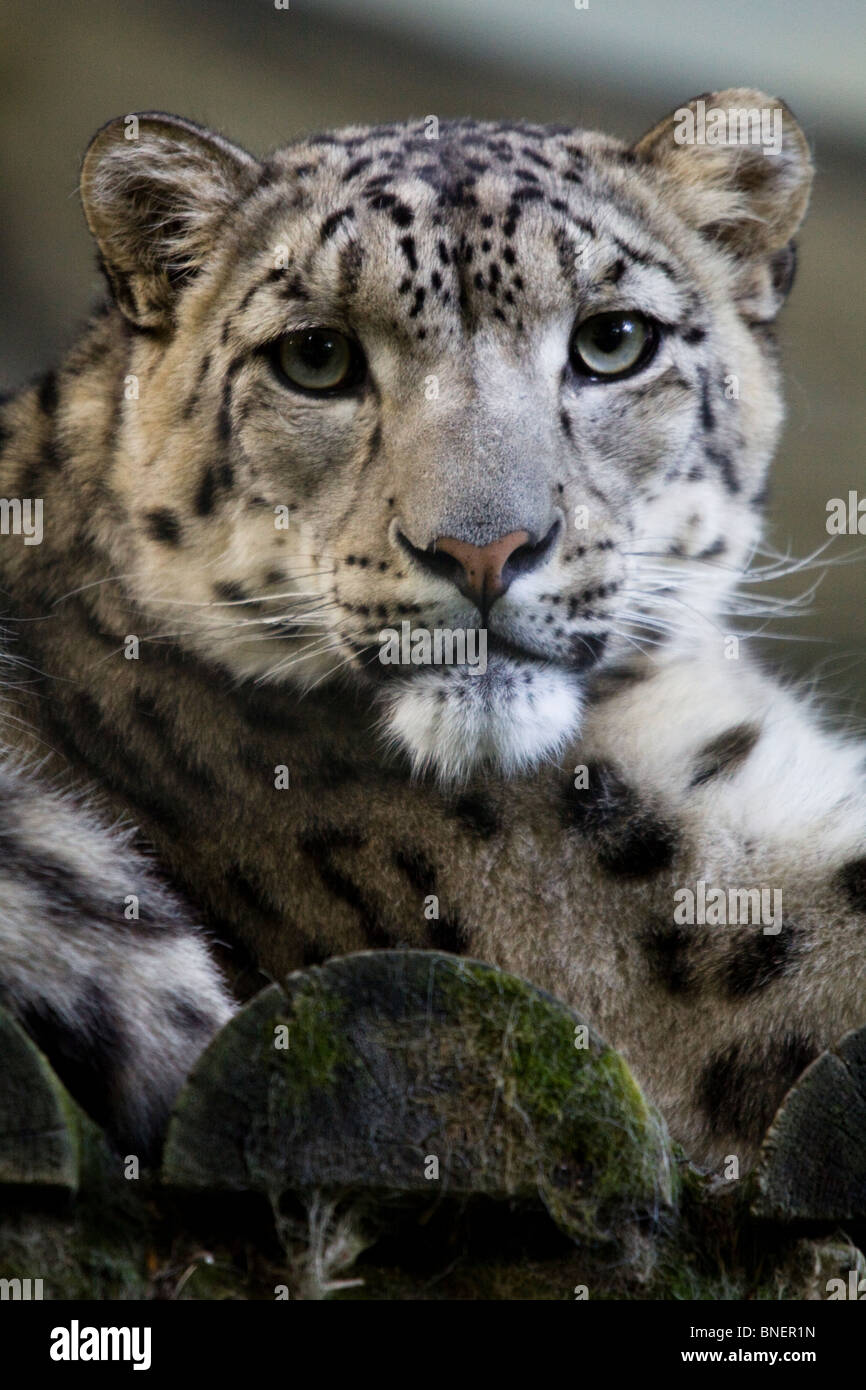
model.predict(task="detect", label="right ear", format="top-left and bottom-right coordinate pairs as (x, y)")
top-left (81, 112), bottom-right (261, 330)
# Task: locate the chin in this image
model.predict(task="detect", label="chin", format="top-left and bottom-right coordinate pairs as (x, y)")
top-left (377, 655), bottom-right (584, 786)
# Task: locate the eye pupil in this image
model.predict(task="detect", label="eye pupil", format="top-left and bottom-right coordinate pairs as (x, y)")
top-left (299, 331), bottom-right (337, 367)
top-left (592, 320), bottom-right (629, 352)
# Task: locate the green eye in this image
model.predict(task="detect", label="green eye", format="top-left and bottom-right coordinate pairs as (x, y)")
top-left (275, 328), bottom-right (362, 392)
top-left (570, 311), bottom-right (656, 379)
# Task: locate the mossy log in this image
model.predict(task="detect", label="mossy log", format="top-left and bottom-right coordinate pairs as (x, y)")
top-left (163, 950), bottom-right (675, 1244)
top-left (751, 1023), bottom-right (866, 1221)
top-left (0, 1005), bottom-right (82, 1191)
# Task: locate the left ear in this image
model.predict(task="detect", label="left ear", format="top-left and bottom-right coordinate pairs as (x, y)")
top-left (632, 89), bottom-right (813, 319)
top-left (81, 112), bottom-right (261, 330)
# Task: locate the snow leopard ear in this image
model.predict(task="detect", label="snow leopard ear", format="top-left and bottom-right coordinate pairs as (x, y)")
top-left (633, 90), bottom-right (812, 319)
top-left (81, 113), bottom-right (261, 330)
top-left (633, 89), bottom-right (813, 254)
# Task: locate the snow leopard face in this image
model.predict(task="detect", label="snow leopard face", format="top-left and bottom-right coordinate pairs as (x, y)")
top-left (80, 92), bottom-right (811, 781)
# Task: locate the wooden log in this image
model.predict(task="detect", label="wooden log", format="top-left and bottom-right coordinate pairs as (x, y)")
top-left (751, 1023), bottom-right (866, 1221)
top-left (0, 1005), bottom-right (81, 1190)
top-left (163, 950), bottom-right (675, 1243)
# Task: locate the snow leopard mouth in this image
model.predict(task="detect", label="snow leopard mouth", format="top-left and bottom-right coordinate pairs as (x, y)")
top-left (487, 629), bottom-right (609, 671)
top-left (355, 627), bottom-right (608, 685)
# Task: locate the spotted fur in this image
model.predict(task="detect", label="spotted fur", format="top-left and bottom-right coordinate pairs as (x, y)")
top-left (0, 91), bottom-right (863, 1168)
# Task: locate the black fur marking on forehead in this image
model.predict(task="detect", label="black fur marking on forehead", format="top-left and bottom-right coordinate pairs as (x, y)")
top-left (320, 205), bottom-right (355, 242)
top-left (305, 120), bottom-right (587, 221)
top-left (244, 119), bottom-right (700, 343)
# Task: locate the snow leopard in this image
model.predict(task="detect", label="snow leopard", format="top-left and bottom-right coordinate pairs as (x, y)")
top-left (0, 88), bottom-right (863, 1171)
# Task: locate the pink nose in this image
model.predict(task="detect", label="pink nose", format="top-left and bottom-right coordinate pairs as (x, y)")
top-left (434, 531), bottom-right (530, 610)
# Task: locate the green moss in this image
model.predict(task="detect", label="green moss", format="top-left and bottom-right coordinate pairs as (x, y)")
top-left (271, 984), bottom-right (350, 1093)
top-left (408, 956), bottom-right (674, 1245)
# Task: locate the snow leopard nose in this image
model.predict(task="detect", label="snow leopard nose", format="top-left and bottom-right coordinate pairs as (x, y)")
top-left (406, 521), bottom-right (559, 613)
top-left (434, 531), bottom-right (529, 609)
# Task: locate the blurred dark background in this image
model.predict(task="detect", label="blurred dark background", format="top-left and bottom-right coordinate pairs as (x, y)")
top-left (1, 0), bottom-right (862, 714)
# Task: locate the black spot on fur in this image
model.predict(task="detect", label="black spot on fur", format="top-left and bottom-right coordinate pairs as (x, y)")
top-left (838, 857), bottom-right (866, 912)
top-left (145, 509), bottom-right (182, 545)
top-left (213, 580), bottom-right (248, 603)
top-left (223, 863), bottom-right (280, 921)
top-left (165, 994), bottom-right (217, 1039)
top-left (343, 156), bottom-right (372, 180)
top-left (393, 848), bottom-right (468, 953)
top-left (195, 466), bottom-right (217, 516)
top-left (280, 273), bottom-right (310, 302)
top-left (299, 828), bottom-right (399, 948)
top-left (512, 185), bottom-right (544, 203)
top-left (705, 445), bottom-right (740, 494)
top-left (571, 631), bottom-right (608, 672)
top-left (320, 206), bottom-right (355, 242)
top-left (611, 236), bottom-right (675, 279)
top-left (698, 368), bottom-right (715, 430)
top-left (217, 358), bottom-right (244, 442)
top-left (182, 351), bottom-right (213, 418)
top-left (560, 762), bottom-right (677, 877)
top-left (362, 421), bottom-right (382, 469)
top-left (231, 686), bottom-right (299, 737)
top-left (399, 235), bottom-right (418, 271)
top-left (449, 794), bottom-right (502, 839)
top-left (43, 688), bottom-right (185, 836)
top-left (698, 1034), bottom-right (817, 1144)
top-left (724, 924), bottom-right (800, 998)
top-left (690, 724), bottom-right (760, 787)
top-left (393, 847), bottom-right (435, 895)
top-left (642, 918), bottom-right (699, 995)
top-left (585, 663), bottom-right (650, 703)
top-left (2, 841), bottom-right (120, 927)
